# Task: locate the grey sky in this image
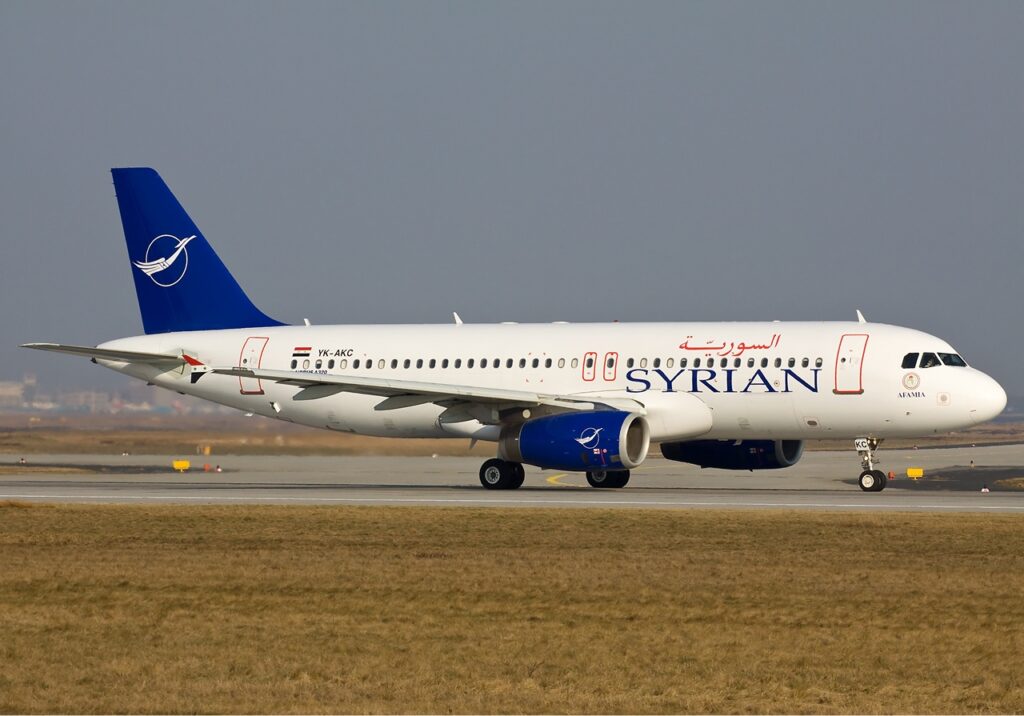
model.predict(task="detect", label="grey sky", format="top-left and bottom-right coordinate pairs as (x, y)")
top-left (2, 1), bottom-right (1022, 394)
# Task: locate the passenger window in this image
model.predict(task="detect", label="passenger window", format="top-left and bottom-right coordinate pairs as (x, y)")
top-left (314, 359), bottom-right (323, 369)
top-left (339, 359), bottom-right (347, 369)
top-left (571, 358), bottom-right (579, 369)
top-left (506, 359), bottom-right (514, 368)
top-left (519, 358), bottom-right (526, 368)
top-left (607, 357), bottom-right (615, 369)
top-left (532, 358), bottom-right (539, 368)
top-left (353, 359), bottom-right (360, 369)
top-left (403, 359), bottom-right (411, 369)
top-left (290, 359), bottom-right (297, 369)
top-left (481, 359), bottom-right (488, 368)
top-left (733, 358), bottom-right (741, 368)
top-left (666, 357), bottom-right (674, 369)
top-left (920, 352), bottom-right (941, 369)
top-left (815, 357), bottom-right (823, 368)
top-left (585, 356), bottom-right (594, 369)
top-left (442, 359), bottom-right (449, 369)
top-left (680, 358), bottom-right (687, 368)
top-left (801, 358), bottom-right (809, 368)
top-left (720, 358), bottom-right (728, 368)
top-left (454, 359), bottom-right (462, 368)
top-left (367, 360), bottom-right (372, 370)
top-left (774, 358), bottom-right (782, 368)
top-left (416, 359), bottom-right (424, 369)
top-left (558, 358), bottom-right (565, 368)
top-left (694, 358), bottom-right (701, 368)
top-left (746, 357), bottom-right (754, 368)
top-left (902, 353), bottom-right (919, 369)
top-left (639, 358), bottom-right (648, 368)
top-left (546, 358), bottom-right (552, 368)
top-left (761, 358), bottom-right (768, 368)
top-left (939, 353), bottom-right (967, 367)
top-left (653, 358), bottom-right (661, 368)
top-left (787, 358), bottom-right (795, 368)
top-left (467, 359), bottom-right (475, 368)
top-left (429, 359), bottom-right (436, 369)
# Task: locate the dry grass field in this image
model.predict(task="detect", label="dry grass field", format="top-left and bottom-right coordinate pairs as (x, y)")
top-left (2, 504), bottom-right (1023, 713)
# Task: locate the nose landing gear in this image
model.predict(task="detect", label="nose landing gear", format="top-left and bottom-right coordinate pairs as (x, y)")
top-left (855, 437), bottom-right (887, 492)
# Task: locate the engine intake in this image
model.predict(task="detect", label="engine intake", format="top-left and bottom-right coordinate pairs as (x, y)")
top-left (660, 439), bottom-right (804, 471)
top-left (500, 411), bottom-right (650, 471)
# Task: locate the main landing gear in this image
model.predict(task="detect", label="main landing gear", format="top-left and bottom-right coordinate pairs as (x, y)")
top-left (477, 460), bottom-right (632, 490)
top-left (586, 469), bottom-right (630, 489)
top-left (479, 458), bottom-right (525, 490)
top-left (856, 437), bottom-right (887, 492)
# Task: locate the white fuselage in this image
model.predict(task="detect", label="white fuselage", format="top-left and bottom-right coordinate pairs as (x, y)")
top-left (98, 320), bottom-right (1007, 443)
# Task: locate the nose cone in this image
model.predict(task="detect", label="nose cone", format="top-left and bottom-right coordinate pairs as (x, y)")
top-left (969, 373), bottom-right (1007, 424)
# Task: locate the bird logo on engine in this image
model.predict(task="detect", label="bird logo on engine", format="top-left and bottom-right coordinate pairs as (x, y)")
top-left (575, 427), bottom-right (604, 449)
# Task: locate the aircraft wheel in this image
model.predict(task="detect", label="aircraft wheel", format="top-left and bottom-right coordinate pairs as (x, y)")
top-left (479, 458), bottom-right (522, 490)
top-left (859, 469), bottom-right (887, 492)
top-left (587, 469), bottom-right (630, 488)
top-left (511, 463), bottom-right (526, 489)
top-left (873, 470), bottom-right (888, 491)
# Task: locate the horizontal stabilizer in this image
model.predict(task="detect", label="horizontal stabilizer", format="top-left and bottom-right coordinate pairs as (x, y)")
top-left (20, 342), bottom-right (187, 365)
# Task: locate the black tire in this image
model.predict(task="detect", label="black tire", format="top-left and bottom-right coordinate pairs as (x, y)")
top-left (479, 459), bottom-right (522, 490)
top-left (587, 469), bottom-right (630, 488)
top-left (858, 470), bottom-right (877, 491)
top-left (859, 469), bottom-right (887, 492)
top-left (872, 470), bottom-right (888, 492)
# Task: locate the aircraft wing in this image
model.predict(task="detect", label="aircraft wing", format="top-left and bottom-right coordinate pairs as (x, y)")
top-left (20, 342), bottom-right (188, 366)
top-left (213, 366), bottom-right (643, 417)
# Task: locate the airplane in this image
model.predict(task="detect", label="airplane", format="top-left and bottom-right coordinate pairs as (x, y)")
top-left (22, 168), bottom-right (1007, 492)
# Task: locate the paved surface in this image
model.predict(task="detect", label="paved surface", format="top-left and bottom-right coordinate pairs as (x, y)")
top-left (1, 444), bottom-right (1023, 512)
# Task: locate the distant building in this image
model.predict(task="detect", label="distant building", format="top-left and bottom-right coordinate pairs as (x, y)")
top-left (0, 381), bottom-right (23, 409)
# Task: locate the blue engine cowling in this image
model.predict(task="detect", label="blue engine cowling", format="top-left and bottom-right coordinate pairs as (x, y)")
top-left (499, 411), bottom-right (650, 471)
top-left (660, 439), bottom-right (804, 470)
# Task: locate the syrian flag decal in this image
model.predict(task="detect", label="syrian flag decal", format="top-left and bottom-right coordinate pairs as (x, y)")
top-left (292, 346), bottom-right (312, 358)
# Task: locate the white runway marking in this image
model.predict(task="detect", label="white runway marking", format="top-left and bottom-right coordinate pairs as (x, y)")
top-left (3, 492), bottom-right (1024, 511)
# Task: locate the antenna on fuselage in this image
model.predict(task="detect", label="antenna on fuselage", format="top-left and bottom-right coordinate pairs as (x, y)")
top-left (856, 309), bottom-right (867, 324)
top-left (453, 312), bottom-right (464, 325)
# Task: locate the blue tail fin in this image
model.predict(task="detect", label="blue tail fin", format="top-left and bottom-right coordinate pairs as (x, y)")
top-left (112, 167), bottom-right (284, 334)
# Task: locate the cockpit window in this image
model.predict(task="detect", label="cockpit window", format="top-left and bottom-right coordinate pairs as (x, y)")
top-left (919, 352), bottom-right (941, 369)
top-left (901, 353), bottom-right (919, 369)
top-left (939, 353), bottom-right (967, 367)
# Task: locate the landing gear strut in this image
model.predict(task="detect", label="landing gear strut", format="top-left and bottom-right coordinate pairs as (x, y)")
top-left (479, 458), bottom-right (525, 490)
top-left (855, 437), bottom-right (887, 492)
top-left (586, 469), bottom-right (630, 488)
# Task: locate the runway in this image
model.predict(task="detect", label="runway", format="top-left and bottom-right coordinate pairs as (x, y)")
top-left (2, 444), bottom-right (1023, 512)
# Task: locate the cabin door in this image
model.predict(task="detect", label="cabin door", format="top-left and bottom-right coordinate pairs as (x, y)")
top-left (834, 334), bottom-right (869, 395)
top-left (239, 336), bottom-right (269, 395)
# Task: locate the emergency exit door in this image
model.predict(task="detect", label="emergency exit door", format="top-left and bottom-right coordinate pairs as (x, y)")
top-left (239, 336), bottom-right (269, 395)
top-left (834, 334), bottom-right (869, 395)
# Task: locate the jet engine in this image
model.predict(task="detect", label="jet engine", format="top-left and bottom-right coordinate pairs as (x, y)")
top-left (499, 411), bottom-right (650, 471)
top-left (660, 439), bottom-right (804, 470)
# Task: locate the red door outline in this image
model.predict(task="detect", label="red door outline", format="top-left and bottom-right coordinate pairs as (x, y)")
top-left (603, 352), bottom-right (618, 382)
top-left (834, 333), bottom-right (869, 395)
top-left (582, 352), bottom-right (597, 381)
top-left (239, 337), bottom-right (269, 395)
